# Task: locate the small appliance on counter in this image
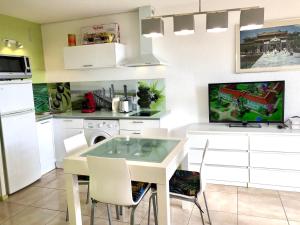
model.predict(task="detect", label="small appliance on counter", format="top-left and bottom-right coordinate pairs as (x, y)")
top-left (119, 85), bottom-right (132, 113)
top-left (82, 92), bottom-right (96, 113)
top-left (288, 116), bottom-right (300, 130)
top-left (112, 97), bottom-right (120, 112)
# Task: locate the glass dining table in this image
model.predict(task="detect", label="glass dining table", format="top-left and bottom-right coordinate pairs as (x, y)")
top-left (63, 135), bottom-right (188, 225)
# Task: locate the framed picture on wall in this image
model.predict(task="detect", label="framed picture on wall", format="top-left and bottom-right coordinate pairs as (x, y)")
top-left (236, 19), bottom-right (300, 73)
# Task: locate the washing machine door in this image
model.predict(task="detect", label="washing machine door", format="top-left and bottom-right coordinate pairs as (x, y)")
top-left (89, 131), bottom-right (111, 146)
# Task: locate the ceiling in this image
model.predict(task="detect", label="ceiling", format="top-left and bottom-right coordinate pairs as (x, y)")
top-left (0, 0), bottom-right (199, 24)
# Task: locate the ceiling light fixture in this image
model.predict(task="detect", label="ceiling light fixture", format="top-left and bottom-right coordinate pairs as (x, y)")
top-left (173, 15), bottom-right (195, 36)
top-left (240, 8), bottom-right (264, 31)
top-left (141, 18), bottom-right (164, 38)
top-left (140, 0), bottom-right (264, 37)
top-left (206, 11), bottom-right (228, 33)
top-left (3, 39), bottom-right (24, 49)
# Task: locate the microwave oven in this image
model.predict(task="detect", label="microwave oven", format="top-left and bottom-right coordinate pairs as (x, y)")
top-left (0, 55), bottom-right (32, 80)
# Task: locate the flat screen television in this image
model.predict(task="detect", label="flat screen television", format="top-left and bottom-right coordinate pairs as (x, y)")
top-left (208, 81), bottom-right (285, 124)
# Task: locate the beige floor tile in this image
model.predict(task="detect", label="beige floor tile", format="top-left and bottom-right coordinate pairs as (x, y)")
top-left (206, 184), bottom-right (238, 194)
top-left (290, 221), bottom-right (300, 225)
top-left (281, 196), bottom-right (300, 221)
top-left (238, 192), bottom-right (286, 219)
top-left (33, 170), bottom-right (63, 188)
top-left (2, 206), bottom-right (59, 225)
top-left (194, 191), bottom-right (237, 214)
top-left (189, 210), bottom-right (237, 225)
top-left (46, 176), bottom-right (66, 190)
top-left (0, 201), bottom-right (26, 223)
top-left (32, 189), bottom-right (67, 212)
top-left (7, 186), bottom-right (55, 205)
top-left (45, 212), bottom-right (90, 225)
top-left (238, 214), bottom-right (288, 225)
top-left (238, 187), bottom-right (279, 197)
top-left (279, 191), bottom-right (300, 200)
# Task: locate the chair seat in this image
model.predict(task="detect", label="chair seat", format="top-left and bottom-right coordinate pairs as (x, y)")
top-left (78, 175), bottom-right (89, 181)
top-left (131, 181), bottom-right (149, 202)
top-left (169, 170), bottom-right (200, 197)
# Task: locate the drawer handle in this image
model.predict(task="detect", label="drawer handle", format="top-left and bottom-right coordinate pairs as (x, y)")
top-left (63, 120), bottom-right (73, 122)
top-left (132, 121), bottom-right (144, 124)
top-left (132, 132), bottom-right (141, 135)
top-left (82, 64), bottom-right (93, 67)
top-left (40, 121), bottom-right (50, 124)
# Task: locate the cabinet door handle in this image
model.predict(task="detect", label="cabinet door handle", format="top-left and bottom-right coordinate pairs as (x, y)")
top-left (132, 132), bottom-right (141, 135)
top-left (132, 121), bottom-right (144, 124)
top-left (40, 121), bottom-right (50, 124)
top-left (82, 64), bottom-right (93, 67)
top-left (63, 120), bottom-right (73, 122)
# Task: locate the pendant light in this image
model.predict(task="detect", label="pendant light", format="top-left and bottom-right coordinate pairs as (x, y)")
top-left (173, 15), bottom-right (195, 36)
top-left (141, 18), bottom-right (164, 38)
top-left (240, 8), bottom-right (264, 31)
top-left (206, 11), bottom-right (228, 33)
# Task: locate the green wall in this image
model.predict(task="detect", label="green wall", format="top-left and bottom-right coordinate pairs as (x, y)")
top-left (0, 14), bottom-right (45, 83)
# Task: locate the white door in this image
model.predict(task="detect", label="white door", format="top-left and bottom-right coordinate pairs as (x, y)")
top-left (0, 81), bottom-right (34, 114)
top-left (37, 119), bottom-right (56, 175)
top-left (1, 110), bottom-right (41, 194)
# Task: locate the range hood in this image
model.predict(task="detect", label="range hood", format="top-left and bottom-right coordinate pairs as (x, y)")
top-left (123, 6), bottom-right (167, 67)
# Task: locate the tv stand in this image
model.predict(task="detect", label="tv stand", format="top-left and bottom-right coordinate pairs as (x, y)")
top-left (229, 123), bottom-right (262, 128)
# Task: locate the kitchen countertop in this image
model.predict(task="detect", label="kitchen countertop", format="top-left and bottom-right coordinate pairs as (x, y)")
top-left (35, 110), bottom-right (170, 122)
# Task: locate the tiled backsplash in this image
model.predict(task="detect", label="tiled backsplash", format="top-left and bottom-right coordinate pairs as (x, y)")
top-left (33, 79), bottom-right (165, 114)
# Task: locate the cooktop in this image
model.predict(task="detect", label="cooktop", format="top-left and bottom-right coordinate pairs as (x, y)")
top-left (130, 111), bottom-right (160, 117)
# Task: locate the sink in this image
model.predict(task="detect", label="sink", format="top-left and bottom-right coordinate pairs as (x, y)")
top-left (130, 111), bottom-right (160, 117)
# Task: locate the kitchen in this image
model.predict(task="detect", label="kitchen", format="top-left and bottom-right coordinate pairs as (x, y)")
top-left (1, 0), bottom-right (300, 225)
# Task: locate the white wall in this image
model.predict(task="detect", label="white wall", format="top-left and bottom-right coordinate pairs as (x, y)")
top-left (41, 0), bottom-right (300, 134)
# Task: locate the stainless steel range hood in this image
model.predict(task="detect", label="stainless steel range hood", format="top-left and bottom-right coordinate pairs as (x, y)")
top-left (123, 6), bottom-right (167, 67)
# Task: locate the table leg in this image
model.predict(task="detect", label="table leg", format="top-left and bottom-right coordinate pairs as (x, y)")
top-left (65, 174), bottom-right (83, 225)
top-left (157, 182), bottom-right (171, 225)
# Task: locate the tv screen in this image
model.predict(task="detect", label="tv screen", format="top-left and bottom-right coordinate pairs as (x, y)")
top-left (208, 81), bottom-right (285, 123)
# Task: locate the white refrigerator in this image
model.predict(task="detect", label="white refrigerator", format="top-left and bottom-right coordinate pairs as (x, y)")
top-left (0, 80), bottom-right (41, 194)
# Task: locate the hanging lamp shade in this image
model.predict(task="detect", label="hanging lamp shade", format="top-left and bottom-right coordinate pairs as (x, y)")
top-left (141, 18), bottom-right (164, 38)
top-left (173, 14), bottom-right (195, 36)
top-left (240, 8), bottom-right (264, 31)
top-left (206, 11), bottom-right (228, 33)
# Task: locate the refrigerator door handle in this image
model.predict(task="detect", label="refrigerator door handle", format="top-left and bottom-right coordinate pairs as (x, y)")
top-left (0, 109), bottom-right (34, 117)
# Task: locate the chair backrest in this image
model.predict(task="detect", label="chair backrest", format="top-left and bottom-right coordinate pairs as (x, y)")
top-left (141, 128), bottom-right (168, 137)
top-left (87, 156), bottom-right (134, 206)
top-left (199, 140), bottom-right (209, 193)
top-left (64, 132), bottom-right (88, 155)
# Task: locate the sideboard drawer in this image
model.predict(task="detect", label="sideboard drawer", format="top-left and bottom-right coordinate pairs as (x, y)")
top-left (188, 134), bottom-right (248, 150)
top-left (251, 151), bottom-right (300, 170)
top-left (250, 168), bottom-right (300, 187)
top-left (189, 149), bottom-right (248, 166)
top-left (250, 134), bottom-right (300, 153)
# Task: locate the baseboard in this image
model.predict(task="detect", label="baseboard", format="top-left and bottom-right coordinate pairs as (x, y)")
top-left (0, 195), bottom-right (8, 201)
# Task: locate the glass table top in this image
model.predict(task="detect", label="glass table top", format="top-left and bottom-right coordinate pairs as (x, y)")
top-left (81, 137), bottom-right (180, 163)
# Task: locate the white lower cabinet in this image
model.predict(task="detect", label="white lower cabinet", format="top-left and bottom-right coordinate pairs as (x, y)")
top-left (53, 118), bottom-right (84, 168)
top-left (36, 119), bottom-right (55, 175)
top-left (119, 119), bottom-right (160, 134)
top-left (187, 124), bottom-right (300, 191)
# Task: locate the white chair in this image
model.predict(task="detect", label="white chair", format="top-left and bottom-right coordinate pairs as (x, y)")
top-left (87, 156), bottom-right (153, 225)
top-left (64, 132), bottom-right (90, 221)
top-left (148, 140), bottom-right (212, 225)
top-left (141, 128), bottom-right (168, 137)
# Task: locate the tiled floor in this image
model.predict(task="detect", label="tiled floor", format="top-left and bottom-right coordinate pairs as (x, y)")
top-left (1, 169), bottom-right (300, 225)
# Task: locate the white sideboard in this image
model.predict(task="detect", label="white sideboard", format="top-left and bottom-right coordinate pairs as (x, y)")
top-left (186, 123), bottom-right (300, 192)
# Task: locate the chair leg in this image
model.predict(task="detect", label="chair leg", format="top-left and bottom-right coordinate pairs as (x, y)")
top-left (120, 206), bottom-right (123, 216)
top-left (116, 205), bottom-right (120, 220)
top-left (107, 204), bottom-right (112, 225)
top-left (86, 183), bottom-right (90, 204)
top-left (90, 199), bottom-right (96, 225)
top-left (66, 207), bottom-right (69, 221)
top-left (130, 205), bottom-right (137, 225)
top-left (194, 198), bottom-right (205, 225)
top-left (203, 192), bottom-right (212, 225)
top-left (152, 193), bottom-right (158, 225)
top-left (147, 193), bottom-right (153, 225)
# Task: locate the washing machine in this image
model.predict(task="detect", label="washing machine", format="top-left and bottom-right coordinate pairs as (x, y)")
top-left (84, 120), bottom-right (119, 146)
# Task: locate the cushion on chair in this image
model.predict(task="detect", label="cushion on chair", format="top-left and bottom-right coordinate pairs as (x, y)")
top-left (169, 170), bottom-right (200, 197)
top-left (131, 181), bottom-right (149, 202)
top-left (78, 175), bottom-right (89, 181)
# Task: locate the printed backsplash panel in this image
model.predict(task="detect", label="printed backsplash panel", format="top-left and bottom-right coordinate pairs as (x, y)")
top-left (33, 83), bottom-right (50, 114)
top-left (33, 82), bottom-right (72, 114)
top-left (71, 79), bottom-right (165, 111)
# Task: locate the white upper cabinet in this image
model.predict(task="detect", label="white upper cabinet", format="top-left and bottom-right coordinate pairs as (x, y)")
top-left (63, 43), bottom-right (125, 69)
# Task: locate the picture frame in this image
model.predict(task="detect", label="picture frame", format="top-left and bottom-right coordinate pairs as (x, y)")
top-left (236, 18), bottom-right (300, 73)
